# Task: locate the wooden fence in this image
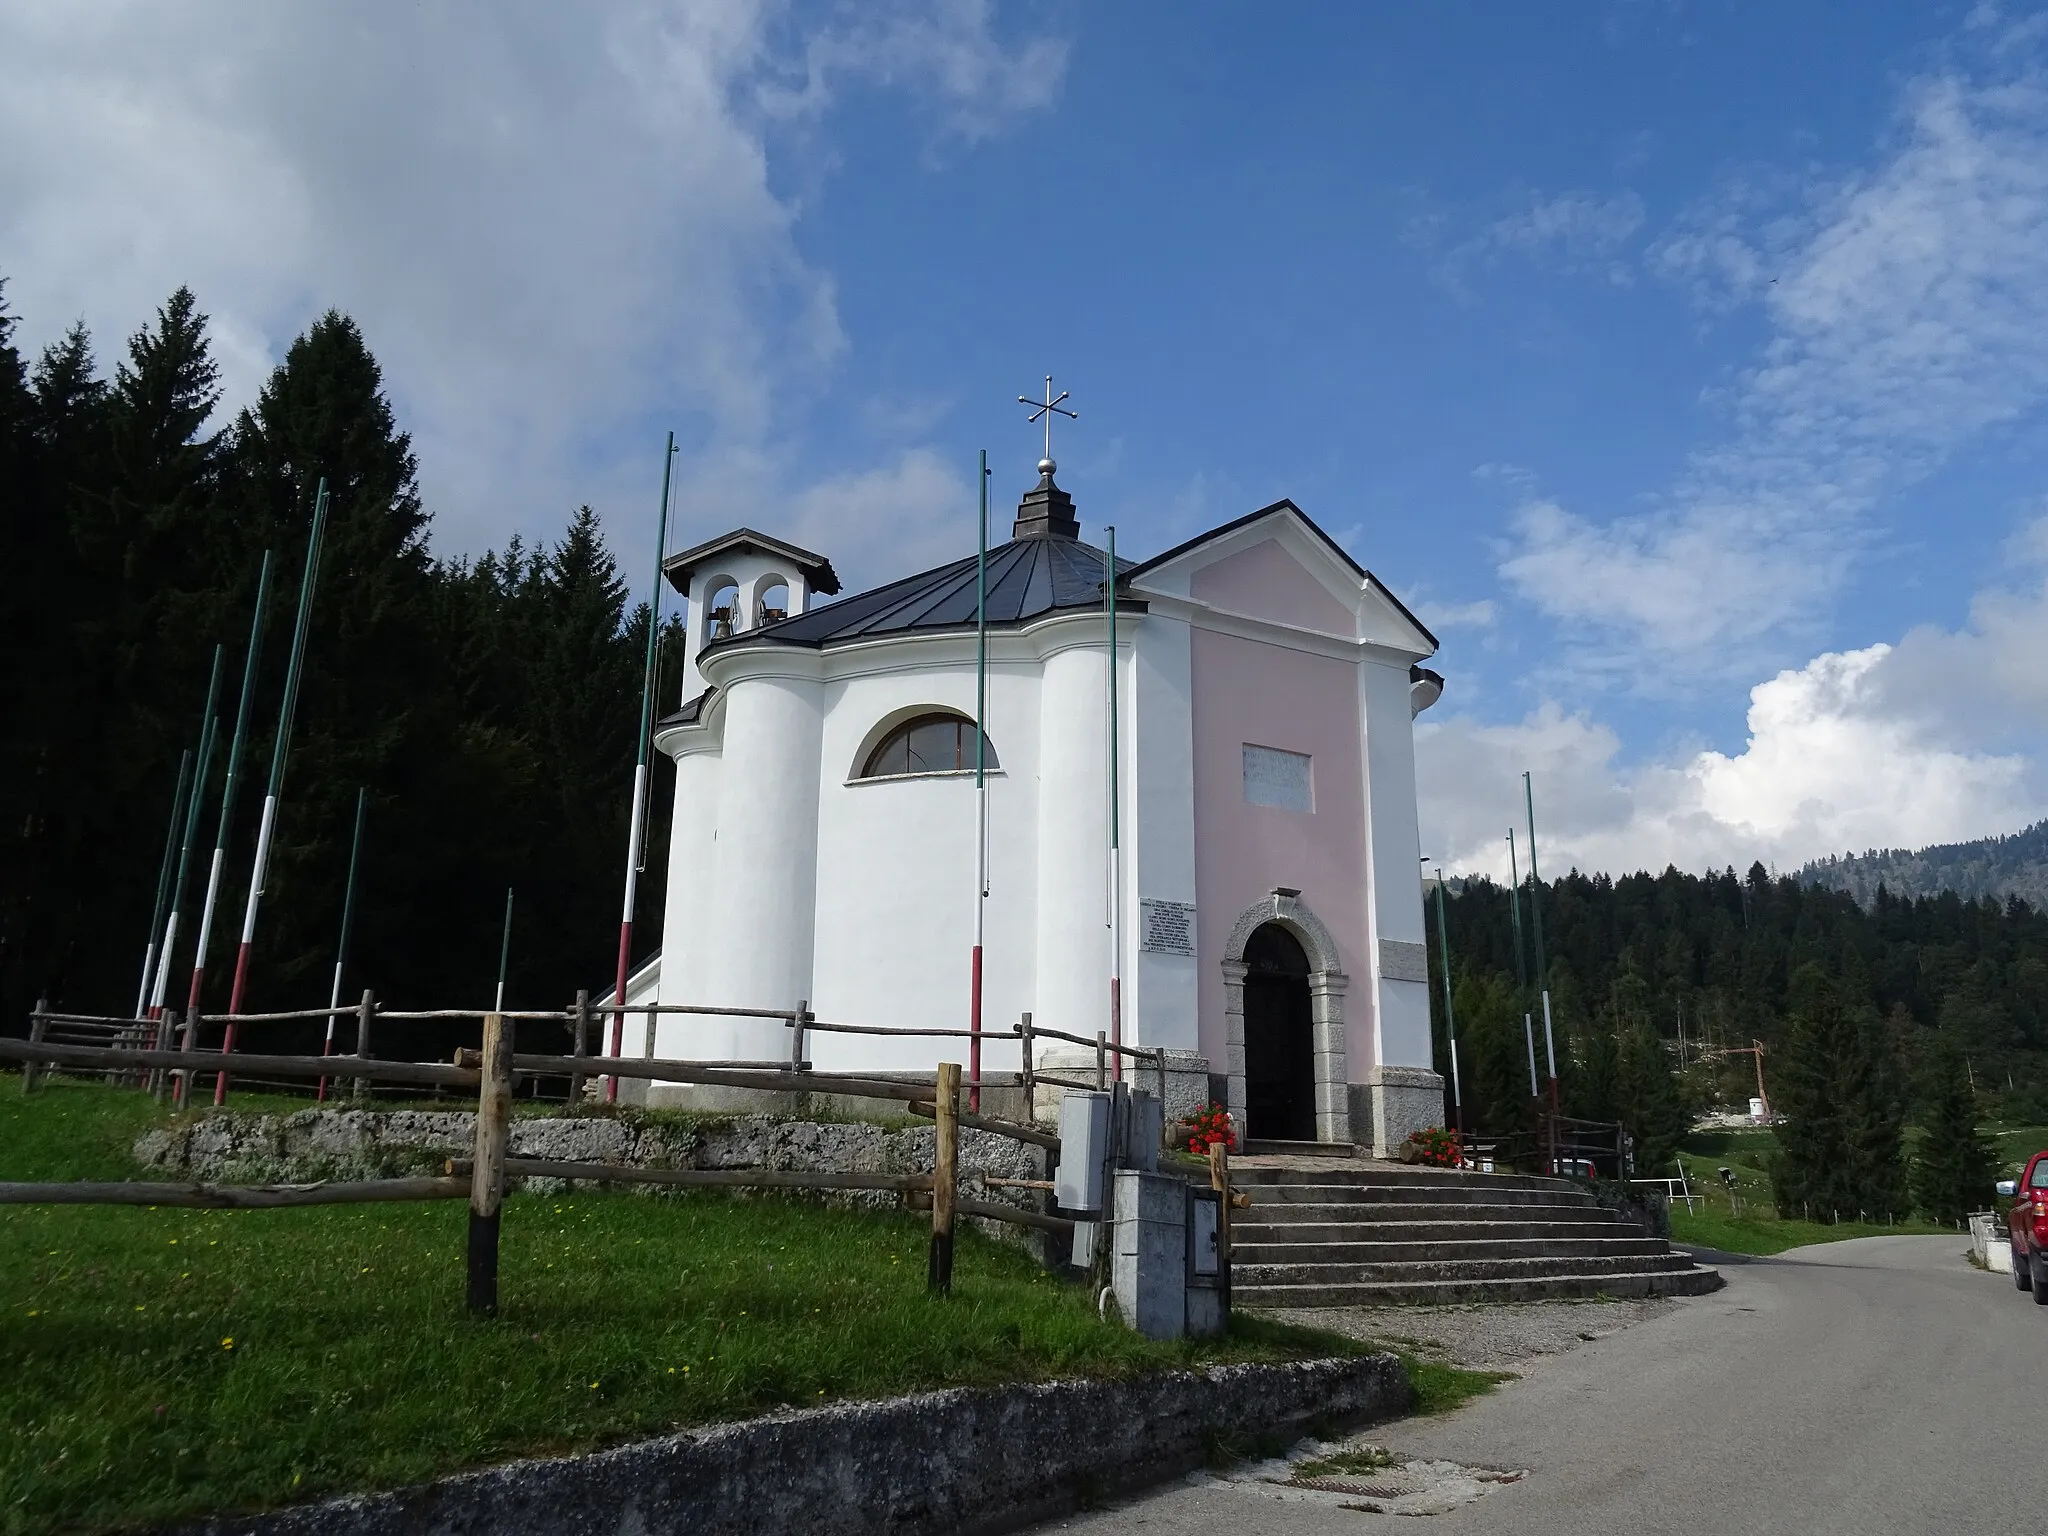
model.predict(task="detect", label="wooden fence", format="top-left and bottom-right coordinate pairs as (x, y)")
top-left (0, 1002), bottom-right (1125, 1311)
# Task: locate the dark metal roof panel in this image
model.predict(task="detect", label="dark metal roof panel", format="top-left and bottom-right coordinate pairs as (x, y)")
top-left (704, 536), bottom-right (1140, 653)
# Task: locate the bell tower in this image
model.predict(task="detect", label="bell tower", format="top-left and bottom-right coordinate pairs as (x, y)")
top-left (661, 529), bottom-right (841, 705)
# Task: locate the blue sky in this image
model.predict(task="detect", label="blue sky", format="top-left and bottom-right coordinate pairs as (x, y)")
top-left (8, 1), bottom-right (2048, 876)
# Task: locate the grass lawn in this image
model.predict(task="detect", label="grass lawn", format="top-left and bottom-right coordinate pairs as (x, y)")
top-left (1, 1078), bottom-right (1393, 1535)
top-left (1669, 1128), bottom-right (1958, 1255)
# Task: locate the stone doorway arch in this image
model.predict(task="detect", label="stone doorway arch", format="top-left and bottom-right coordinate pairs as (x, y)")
top-left (1222, 890), bottom-right (1349, 1144)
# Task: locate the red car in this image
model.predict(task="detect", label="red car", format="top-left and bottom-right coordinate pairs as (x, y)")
top-left (2010, 1151), bottom-right (2048, 1301)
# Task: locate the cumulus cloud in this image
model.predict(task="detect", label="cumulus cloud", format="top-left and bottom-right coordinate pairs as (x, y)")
top-left (1420, 569), bottom-right (2048, 880)
top-left (1504, 37), bottom-right (2048, 678)
top-left (0, 0), bottom-right (1063, 574)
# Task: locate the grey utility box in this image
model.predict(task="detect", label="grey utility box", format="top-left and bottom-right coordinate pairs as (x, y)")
top-left (1055, 1091), bottom-right (1111, 1214)
top-left (1121, 1090), bottom-right (1163, 1171)
top-left (1112, 1170), bottom-right (1188, 1340)
top-left (1185, 1186), bottom-right (1226, 1338)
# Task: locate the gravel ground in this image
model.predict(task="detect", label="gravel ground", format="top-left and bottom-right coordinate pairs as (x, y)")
top-left (1261, 1296), bottom-right (1675, 1370)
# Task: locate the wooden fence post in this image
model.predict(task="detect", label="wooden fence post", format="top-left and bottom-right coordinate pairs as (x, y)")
top-left (928, 1060), bottom-right (960, 1295)
top-left (567, 989), bottom-right (589, 1105)
top-left (354, 990), bottom-right (375, 1102)
top-left (789, 1001), bottom-right (809, 1074)
top-left (23, 1002), bottom-right (46, 1094)
top-left (151, 1012), bottom-right (177, 1102)
top-left (173, 1015), bottom-right (197, 1109)
top-left (1095, 1030), bottom-right (1107, 1090)
top-left (468, 1011), bottom-right (513, 1317)
top-left (1018, 1012), bottom-right (1035, 1122)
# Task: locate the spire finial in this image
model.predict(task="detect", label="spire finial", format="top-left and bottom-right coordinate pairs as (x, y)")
top-left (1018, 375), bottom-right (1076, 475)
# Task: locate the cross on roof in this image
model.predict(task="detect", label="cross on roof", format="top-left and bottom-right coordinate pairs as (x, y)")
top-left (1017, 375), bottom-right (1077, 471)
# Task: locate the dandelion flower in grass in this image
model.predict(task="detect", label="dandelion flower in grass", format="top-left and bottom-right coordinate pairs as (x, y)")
top-left (221, 1337), bottom-right (235, 1350)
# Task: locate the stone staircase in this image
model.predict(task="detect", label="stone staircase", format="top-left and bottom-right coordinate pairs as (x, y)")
top-left (1229, 1157), bottom-right (1722, 1306)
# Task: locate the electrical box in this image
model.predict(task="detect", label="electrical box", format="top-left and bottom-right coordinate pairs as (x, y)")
top-left (1189, 1189), bottom-right (1221, 1280)
top-left (1122, 1090), bottom-right (1163, 1172)
top-left (1056, 1091), bottom-right (1111, 1215)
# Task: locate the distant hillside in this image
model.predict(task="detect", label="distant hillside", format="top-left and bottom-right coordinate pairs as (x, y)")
top-left (1799, 821), bottom-right (2048, 910)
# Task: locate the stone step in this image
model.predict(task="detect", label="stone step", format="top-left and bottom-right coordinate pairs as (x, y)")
top-left (1235, 1251), bottom-right (1699, 1288)
top-left (1232, 1235), bottom-right (1673, 1265)
top-left (1236, 1200), bottom-right (1631, 1228)
top-left (1235, 1263), bottom-right (1724, 1308)
top-left (1220, 1228), bottom-right (1638, 1253)
top-left (1231, 1164), bottom-right (1571, 1193)
top-left (1243, 1182), bottom-right (1600, 1208)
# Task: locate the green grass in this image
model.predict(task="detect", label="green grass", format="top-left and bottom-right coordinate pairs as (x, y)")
top-left (1401, 1358), bottom-right (1513, 1415)
top-left (0, 1079), bottom-right (1369, 1535)
top-left (1669, 1204), bottom-right (1952, 1256)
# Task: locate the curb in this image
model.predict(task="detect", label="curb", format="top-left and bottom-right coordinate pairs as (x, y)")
top-left (169, 1355), bottom-right (1410, 1536)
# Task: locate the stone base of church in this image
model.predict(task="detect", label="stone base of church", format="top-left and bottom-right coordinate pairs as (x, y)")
top-left (1354, 1064), bottom-right (1447, 1159)
top-left (1032, 1048), bottom-right (1211, 1129)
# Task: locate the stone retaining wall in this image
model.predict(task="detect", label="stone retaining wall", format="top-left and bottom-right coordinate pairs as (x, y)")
top-left (170, 1355), bottom-right (1409, 1536)
top-left (134, 1108), bottom-right (1041, 1217)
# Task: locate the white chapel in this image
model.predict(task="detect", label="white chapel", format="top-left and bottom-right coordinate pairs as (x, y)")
top-left (611, 452), bottom-right (1448, 1154)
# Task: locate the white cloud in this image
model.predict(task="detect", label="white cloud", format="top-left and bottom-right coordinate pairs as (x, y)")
top-left (0, 1), bottom-right (1063, 576)
top-left (1414, 597), bottom-right (1499, 632)
top-left (1435, 190), bottom-right (1645, 298)
top-left (1421, 521), bottom-right (2048, 876)
top-left (1505, 39), bottom-right (2048, 677)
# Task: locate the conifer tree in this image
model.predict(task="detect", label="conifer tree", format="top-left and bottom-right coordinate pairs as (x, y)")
top-left (1771, 966), bottom-right (1908, 1221)
top-left (1912, 1040), bottom-right (1995, 1225)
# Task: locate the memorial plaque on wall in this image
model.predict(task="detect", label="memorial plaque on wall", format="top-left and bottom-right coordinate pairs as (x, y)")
top-left (1139, 898), bottom-right (1196, 956)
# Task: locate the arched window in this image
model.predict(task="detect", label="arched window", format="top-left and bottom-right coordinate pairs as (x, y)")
top-left (858, 713), bottom-right (999, 778)
top-left (756, 580), bottom-right (790, 626)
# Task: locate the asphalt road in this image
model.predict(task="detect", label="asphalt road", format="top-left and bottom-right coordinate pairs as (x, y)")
top-left (1034, 1235), bottom-right (2046, 1534)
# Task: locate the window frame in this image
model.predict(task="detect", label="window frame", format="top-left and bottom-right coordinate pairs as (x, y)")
top-left (852, 711), bottom-right (1001, 782)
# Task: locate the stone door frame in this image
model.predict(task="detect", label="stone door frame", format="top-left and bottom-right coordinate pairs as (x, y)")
top-left (1222, 890), bottom-right (1349, 1144)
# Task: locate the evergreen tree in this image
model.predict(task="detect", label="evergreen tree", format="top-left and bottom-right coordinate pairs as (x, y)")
top-left (1912, 1039), bottom-right (1996, 1225)
top-left (1770, 966), bottom-right (1908, 1221)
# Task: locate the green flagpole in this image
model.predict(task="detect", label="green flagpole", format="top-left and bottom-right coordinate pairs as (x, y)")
top-left (496, 887), bottom-right (515, 1012)
top-left (318, 787), bottom-right (369, 1101)
top-left (136, 750), bottom-right (194, 1018)
top-left (1524, 770), bottom-right (1561, 1165)
top-left (608, 432), bottom-right (678, 1102)
top-left (151, 646), bottom-right (225, 1017)
top-left (970, 449), bottom-right (989, 1111)
top-left (187, 549), bottom-right (274, 1016)
top-left (1106, 524), bottom-right (1121, 1081)
top-left (1434, 869), bottom-right (1463, 1142)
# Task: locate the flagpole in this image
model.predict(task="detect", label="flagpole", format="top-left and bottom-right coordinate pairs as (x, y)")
top-left (1434, 869), bottom-right (1463, 1143)
top-left (970, 449), bottom-right (989, 1112)
top-left (1524, 770), bottom-right (1561, 1167)
top-left (151, 647), bottom-right (225, 1023)
top-left (608, 432), bottom-right (677, 1103)
top-left (318, 787), bottom-right (368, 1103)
top-left (1105, 525), bottom-right (1122, 1083)
top-left (221, 478), bottom-right (331, 1098)
top-left (137, 751), bottom-right (194, 1018)
top-left (188, 549), bottom-right (273, 1018)
top-left (496, 887), bottom-right (515, 1012)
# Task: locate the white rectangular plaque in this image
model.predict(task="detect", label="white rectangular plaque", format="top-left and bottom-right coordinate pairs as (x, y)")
top-left (1242, 744), bottom-right (1312, 812)
top-left (1139, 898), bottom-right (1196, 957)
top-left (1379, 938), bottom-right (1430, 984)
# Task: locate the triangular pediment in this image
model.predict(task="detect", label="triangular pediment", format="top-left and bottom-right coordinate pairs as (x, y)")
top-left (1123, 499), bottom-right (1437, 657)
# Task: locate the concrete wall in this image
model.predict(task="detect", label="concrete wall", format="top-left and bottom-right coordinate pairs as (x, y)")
top-left (176, 1357), bottom-right (1410, 1536)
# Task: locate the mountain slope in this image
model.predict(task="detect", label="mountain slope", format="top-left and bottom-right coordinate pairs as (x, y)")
top-left (1799, 821), bottom-right (2048, 909)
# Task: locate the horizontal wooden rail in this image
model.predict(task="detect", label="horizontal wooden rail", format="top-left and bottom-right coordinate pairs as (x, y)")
top-left (0, 1038), bottom-right (476, 1089)
top-left (1031, 1074), bottom-right (1102, 1093)
top-left (505, 1053), bottom-right (934, 1102)
top-left (907, 1188), bottom-right (1075, 1235)
top-left (1016, 1021), bottom-right (1157, 1058)
top-left (0, 1176), bottom-right (468, 1209)
top-left (802, 1020), bottom-right (1006, 1040)
top-left (451, 1158), bottom-right (935, 1194)
top-left (906, 1099), bottom-right (1060, 1151)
